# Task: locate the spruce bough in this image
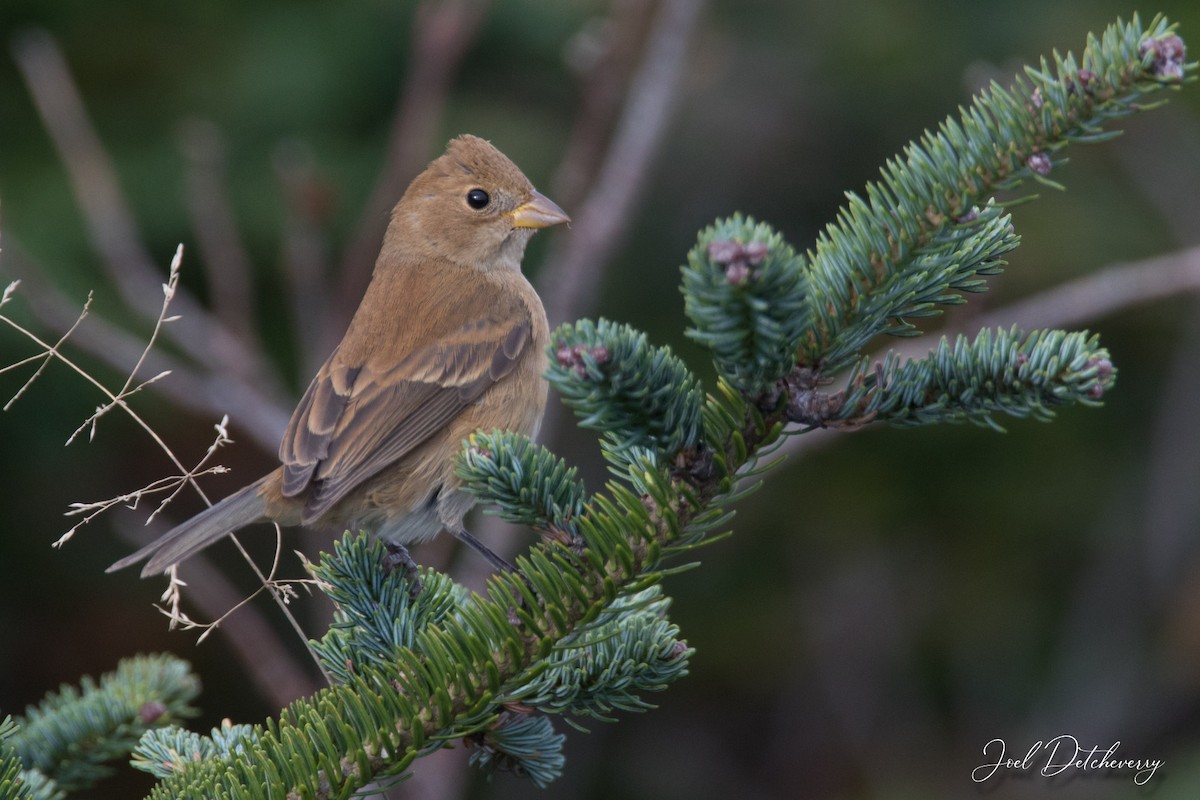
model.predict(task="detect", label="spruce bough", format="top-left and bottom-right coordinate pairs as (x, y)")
top-left (0, 656), bottom-right (199, 800)
top-left (103, 15), bottom-right (1191, 797)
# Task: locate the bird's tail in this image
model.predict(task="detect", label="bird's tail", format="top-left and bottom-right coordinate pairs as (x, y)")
top-left (107, 477), bottom-right (270, 577)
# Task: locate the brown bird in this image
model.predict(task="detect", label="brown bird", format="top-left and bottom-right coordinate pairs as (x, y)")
top-left (109, 134), bottom-right (568, 578)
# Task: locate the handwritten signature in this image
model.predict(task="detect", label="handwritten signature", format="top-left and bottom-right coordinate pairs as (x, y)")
top-left (972, 735), bottom-right (1163, 786)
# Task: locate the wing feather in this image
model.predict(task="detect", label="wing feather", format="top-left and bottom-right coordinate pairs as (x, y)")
top-left (278, 295), bottom-right (532, 522)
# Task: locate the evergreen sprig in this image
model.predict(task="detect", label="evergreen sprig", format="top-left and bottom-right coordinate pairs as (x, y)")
top-left (468, 713), bottom-right (565, 789)
top-left (681, 214), bottom-right (809, 395)
top-left (0, 759), bottom-right (59, 800)
top-left (836, 327), bottom-right (1115, 431)
top-left (814, 201), bottom-right (1017, 372)
top-left (14, 773), bottom-right (59, 800)
top-left (0, 772), bottom-right (60, 800)
top-left (457, 430), bottom-right (588, 538)
top-left (547, 319), bottom-right (704, 457)
top-left (795, 13), bottom-right (1190, 370)
top-left (308, 543), bottom-right (466, 684)
top-left (0, 720), bottom-right (60, 800)
top-left (8, 655), bottom-right (198, 792)
top-left (506, 586), bottom-right (692, 720)
top-left (130, 721), bottom-right (256, 781)
top-left (0, 718), bottom-right (34, 800)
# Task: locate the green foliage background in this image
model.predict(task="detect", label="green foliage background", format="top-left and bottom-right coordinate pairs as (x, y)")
top-left (2, 1), bottom-right (1200, 798)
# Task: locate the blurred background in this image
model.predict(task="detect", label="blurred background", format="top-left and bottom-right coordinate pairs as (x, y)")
top-left (2, 1), bottom-right (1200, 797)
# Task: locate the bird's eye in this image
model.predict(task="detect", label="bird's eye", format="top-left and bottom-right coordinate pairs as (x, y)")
top-left (466, 188), bottom-right (490, 209)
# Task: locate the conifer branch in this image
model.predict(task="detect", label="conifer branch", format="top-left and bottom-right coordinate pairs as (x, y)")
top-left (816, 327), bottom-right (1113, 431)
top-left (458, 431), bottom-right (588, 543)
top-left (681, 14), bottom-right (1188, 449)
top-left (548, 319), bottom-right (705, 456)
top-left (137, 536), bottom-right (690, 796)
top-left (5, 656), bottom-right (199, 794)
top-left (0, 717), bottom-right (39, 800)
top-left (466, 713), bottom-right (564, 788)
top-left (130, 720), bottom-right (257, 781)
top-left (790, 13), bottom-right (1190, 373)
top-left (53, 14), bottom-right (1193, 796)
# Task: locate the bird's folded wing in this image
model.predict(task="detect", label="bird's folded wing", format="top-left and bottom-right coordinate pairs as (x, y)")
top-left (279, 303), bottom-right (533, 522)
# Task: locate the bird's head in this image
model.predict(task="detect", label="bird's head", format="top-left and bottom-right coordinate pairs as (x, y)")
top-left (386, 134), bottom-right (570, 272)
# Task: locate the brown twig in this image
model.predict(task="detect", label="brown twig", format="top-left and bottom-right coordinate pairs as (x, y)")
top-left (1114, 116), bottom-right (1200, 597)
top-left (534, 0), bottom-right (705, 451)
top-left (550, 0), bottom-right (656, 211)
top-left (969, 245), bottom-right (1200, 334)
top-left (1015, 121), bottom-right (1200, 744)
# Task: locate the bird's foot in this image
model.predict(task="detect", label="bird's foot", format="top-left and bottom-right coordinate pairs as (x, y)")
top-left (448, 523), bottom-right (537, 609)
top-left (383, 542), bottom-right (422, 599)
top-left (448, 524), bottom-right (519, 573)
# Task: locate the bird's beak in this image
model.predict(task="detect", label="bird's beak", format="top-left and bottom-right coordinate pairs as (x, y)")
top-left (511, 190), bottom-right (571, 229)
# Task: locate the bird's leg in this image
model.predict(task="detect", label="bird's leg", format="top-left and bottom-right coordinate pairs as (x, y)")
top-left (448, 524), bottom-right (536, 623)
top-left (447, 524), bottom-right (519, 573)
top-left (382, 542), bottom-right (422, 597)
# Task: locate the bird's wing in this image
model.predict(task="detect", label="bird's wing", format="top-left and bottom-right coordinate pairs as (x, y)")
top-left (279, 297), bottom-right (533, 521)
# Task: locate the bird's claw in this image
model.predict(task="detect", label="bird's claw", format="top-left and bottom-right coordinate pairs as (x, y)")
top-left (383, 542), bottom-right (422, 599)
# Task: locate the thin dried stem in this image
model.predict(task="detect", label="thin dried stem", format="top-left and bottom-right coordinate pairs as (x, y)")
top-left (145, 415), bottom-right (235, 526)
top-left (1, 288), bottom-right (209, 547)
top-left (67, 244), bottom-right (185, 445)
top-left (1, 285), bottom-right (93, 412)
top-left (3, 247), bottom-right (324, 684)
top-left (154, 546), bottom-right (323, 706)
top-left (3, 239), bottom-right (291, 450)
top-left (61, 467), bottom-right (228, 549)
top-left (146, 523), bottom-right (327, 682)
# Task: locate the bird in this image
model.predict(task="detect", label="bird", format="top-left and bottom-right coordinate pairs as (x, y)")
top-left (109, 134), bottom-right (569, 578)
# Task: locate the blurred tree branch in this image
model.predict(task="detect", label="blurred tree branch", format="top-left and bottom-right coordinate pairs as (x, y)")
top-left (11, 29), bottom-right (290, 406)
top-left (538, 0), bottom-right (703, 331)
top-left (179, 119), bottom-right (263, 356)
top-left (330, 0), bottom-right (493, 351)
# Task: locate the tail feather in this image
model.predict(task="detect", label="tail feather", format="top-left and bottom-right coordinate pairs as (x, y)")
top-left (107, 477), bottom-right (270, 577)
